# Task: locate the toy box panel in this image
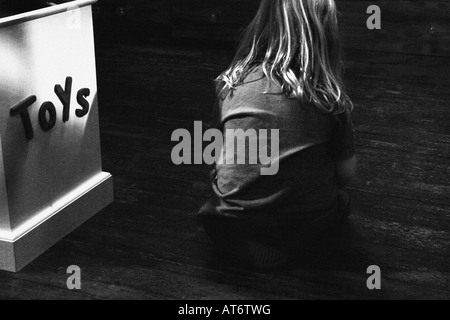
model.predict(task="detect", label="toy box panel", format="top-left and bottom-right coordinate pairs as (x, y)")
top-left (0, 5), bottom-right (102, 230)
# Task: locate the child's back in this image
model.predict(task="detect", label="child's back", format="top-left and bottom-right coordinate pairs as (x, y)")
top-left (199, 66), bottom-right (355, 245)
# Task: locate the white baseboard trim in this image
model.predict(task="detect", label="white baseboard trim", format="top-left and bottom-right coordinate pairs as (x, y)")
top-left (0, 172), bottom-right (113, 272)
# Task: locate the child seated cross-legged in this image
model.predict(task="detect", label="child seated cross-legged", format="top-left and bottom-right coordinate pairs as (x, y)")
top-left (199, 0), bottom-right (357, 269)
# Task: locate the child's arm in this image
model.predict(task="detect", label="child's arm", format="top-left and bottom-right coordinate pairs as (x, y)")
top-left (336, 155), bottom-right (357, 189)
top-left (330, 108), bottom-right (357, 188)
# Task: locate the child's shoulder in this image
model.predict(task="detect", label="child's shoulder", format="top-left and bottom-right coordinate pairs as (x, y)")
top-left (222, 65), bottom-right (284, 102)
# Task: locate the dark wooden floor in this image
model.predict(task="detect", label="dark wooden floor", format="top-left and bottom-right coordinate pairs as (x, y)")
top-left (0, 37), bottom-right (449, 299)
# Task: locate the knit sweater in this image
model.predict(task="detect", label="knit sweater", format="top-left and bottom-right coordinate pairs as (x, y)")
top-left (199, 67), bottom-right (355, 242)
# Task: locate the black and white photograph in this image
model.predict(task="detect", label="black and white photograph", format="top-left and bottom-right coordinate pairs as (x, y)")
top-left (0, 0), bottom-right (449, 302)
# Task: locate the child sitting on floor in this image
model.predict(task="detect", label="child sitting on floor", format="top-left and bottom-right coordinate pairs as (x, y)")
top-left (199, 0), bottom-right (357, 269)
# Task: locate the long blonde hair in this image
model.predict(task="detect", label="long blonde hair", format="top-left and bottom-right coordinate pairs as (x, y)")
top-left (217, 0), bottom-right (353, 114)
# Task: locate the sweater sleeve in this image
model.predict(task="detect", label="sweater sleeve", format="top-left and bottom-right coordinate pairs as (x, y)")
top-left (329, 109), bottom-right (356, 162)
